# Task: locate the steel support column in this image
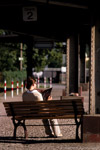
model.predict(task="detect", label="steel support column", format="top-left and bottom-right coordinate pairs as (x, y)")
top-left (65, 38), bottom-right (70, 95)
top-left (26, 40), bottom-right (33, 78)
top-left (69, 35), bottom-right (78, 93)
top-left (89, 26), bottom-right (95, 114)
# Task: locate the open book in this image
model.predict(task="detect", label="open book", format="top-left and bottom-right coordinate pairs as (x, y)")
top-left (41, 88), bottom-right (52, 101)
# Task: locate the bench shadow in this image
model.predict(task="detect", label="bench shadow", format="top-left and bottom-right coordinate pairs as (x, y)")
top-left (0, 136), bottom-right (82, 144)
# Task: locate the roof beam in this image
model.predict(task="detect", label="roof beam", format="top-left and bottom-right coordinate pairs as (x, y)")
top-left (49, 1), bottom-right (88, 9)
top-left (28, 0), bottom-right (88, 9)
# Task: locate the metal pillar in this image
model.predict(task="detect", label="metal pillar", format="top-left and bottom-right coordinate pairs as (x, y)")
top-left (89, 26), bottom-right (95, 114)
top-left (69, 35), bottom-right (78, 93)
top-left (80, 38), bottom-right (86, 83)
top-left (78, 34), bottom-right (80, 88)
top-left (65, 38), bottom-right (70, 95)
top-left (26, 40), bottom-right (33, 78)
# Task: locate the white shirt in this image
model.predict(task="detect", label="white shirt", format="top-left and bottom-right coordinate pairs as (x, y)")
top-left (22, 89), bottom-right (43, 101)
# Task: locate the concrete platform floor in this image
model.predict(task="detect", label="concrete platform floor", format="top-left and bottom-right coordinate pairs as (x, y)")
top-left (1, 84), bottom-right (99, 150)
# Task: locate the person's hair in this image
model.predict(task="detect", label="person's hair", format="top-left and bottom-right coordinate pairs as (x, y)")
top-left (26, 76), bottom-right (36, 90)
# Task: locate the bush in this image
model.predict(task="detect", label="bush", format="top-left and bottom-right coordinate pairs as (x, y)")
top-left (1, 70), bottom-right (27, 86)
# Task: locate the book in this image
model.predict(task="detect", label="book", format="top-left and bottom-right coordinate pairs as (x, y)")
top-left (41, 88), bottom-right (52, 101)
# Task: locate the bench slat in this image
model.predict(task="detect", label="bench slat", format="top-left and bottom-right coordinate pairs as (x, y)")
top-left (3, 99), bottom-right (83, 105)
top-left (4, 102), bottom-right (83, 108)
top-left (3, 100), bottom-right (84, 117)
top-left (6, 115), bottom-right (84, 120)
top-left (5, 106), bottom-right (83, 112)
top-left (4, 105), bottom-right (83, 110)
top-left (5, 109), bottom-right (84, 116)
top-left (4, 101), bottom-right (83, 106)
top-left (14, 115), bottom-right (82, 120)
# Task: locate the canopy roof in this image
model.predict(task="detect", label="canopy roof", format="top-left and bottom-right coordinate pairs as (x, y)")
top-left (0, 0), bottom-right (97, 41)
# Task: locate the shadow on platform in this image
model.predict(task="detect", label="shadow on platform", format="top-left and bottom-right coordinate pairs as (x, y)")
top-left (0, 136), bottom-right (82, 144)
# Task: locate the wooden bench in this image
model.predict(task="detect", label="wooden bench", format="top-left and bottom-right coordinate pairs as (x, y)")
top-left (3, 99), bottom-right (84, 142)
top-left (60, 96), bottom-right (84, 102)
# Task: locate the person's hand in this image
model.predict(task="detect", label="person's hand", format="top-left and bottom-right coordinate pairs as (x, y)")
top-left (47, 96), bottom-right (52, 100)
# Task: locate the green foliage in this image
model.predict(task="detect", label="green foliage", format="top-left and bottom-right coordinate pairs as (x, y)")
top-left (32, 47), bottom-right (63, 71)
top-left (0, 30), bottom-right (63, 74)
top-left (55, 42), bottom-right (63, 48)
top-left (47, 48), bottom-right (63, 68)
top-left (32, 48), bottom-right (48, 72)
top-left (0, 43), bottom-right (27, 71)
top-left (0, 29), bottom-right (5, 35)
top-left (2, 70), bottom-right (27, 85)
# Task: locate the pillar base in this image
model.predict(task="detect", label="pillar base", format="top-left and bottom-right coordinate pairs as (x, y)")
top-left (83, 115), bottom-right (100, 142)
top-left (80, 83), bottom-right (89, 91)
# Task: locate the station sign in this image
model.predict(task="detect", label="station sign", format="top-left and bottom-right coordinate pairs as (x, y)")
top-left (23, 7), bottom-right (37, 21)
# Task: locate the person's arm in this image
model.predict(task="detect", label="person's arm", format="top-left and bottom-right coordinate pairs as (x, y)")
top-left (34, 90), bottom-right (43, 101)
top-left (47, 96), bottom-right (52, 101)
top-left (36, 89), bottom-right (44, 93)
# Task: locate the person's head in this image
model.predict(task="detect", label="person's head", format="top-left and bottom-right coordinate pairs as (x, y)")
top-left (26, 76), bottom-right (36, 90)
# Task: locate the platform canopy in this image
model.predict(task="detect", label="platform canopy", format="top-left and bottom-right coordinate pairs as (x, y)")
top-left (0, 0), bottom-right (95, 41)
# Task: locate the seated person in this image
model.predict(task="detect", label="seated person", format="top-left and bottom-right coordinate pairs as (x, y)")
top-left (22, 76), bottom-right (62, 138)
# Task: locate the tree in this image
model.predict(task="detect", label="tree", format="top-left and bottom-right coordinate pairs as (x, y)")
top-left (32, 48), bottom-right (48, 72)
top-left (0, 42), bottom-right (63, 72)
top-left (32, 47), bottom-right (63, 72)
top-left (0, 43), bottom-right (26, 71)
top-left (47, 48), bottom-right (63, 68)
top-left (0, 29), bottom-right (64, 72)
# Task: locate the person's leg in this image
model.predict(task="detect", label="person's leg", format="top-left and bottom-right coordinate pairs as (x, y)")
top-left (42, 119), bottom-right (53, 136)
top-left (49, 119), bottom-right (62, 137)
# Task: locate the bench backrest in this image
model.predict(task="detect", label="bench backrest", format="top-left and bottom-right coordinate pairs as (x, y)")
top-left (60, 96), bottom-right (84, 102)
top-left (3, 99), bottom-right (84, 119)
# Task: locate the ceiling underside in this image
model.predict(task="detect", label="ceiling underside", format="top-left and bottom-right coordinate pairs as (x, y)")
top-left (0, 0), bottom-right (97, 41)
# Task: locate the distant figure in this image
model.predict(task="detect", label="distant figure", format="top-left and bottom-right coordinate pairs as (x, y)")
top-left (22, 76), bottom-right (62, 138)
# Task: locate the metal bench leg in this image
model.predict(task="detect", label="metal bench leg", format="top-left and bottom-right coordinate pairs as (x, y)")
top-left (76, 122), bottom-right (80, 141)
top-left (13, 120), bottom-right (20, 139)
top-left (80, 117), bottom-right (83, 142)
top-left (72, 102), bottom-right (83, 142)
top-left (23, 120), bottom-right (28, 139)
top-left (13, 124), bottom-right (17, 138)
top-left (12, 119), bottom-right (28, 139)
top-left (76, 118), bottom-right (83, 142)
